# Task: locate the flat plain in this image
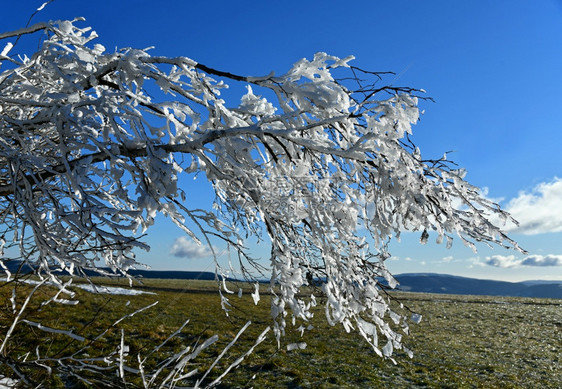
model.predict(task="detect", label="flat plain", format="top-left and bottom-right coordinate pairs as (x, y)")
top-left (1, 277), bottom-right (560, 388)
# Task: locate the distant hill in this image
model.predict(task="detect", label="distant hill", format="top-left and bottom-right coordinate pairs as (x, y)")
top-left (126, 269), bottom-right (218, 280)
top-left (394, 273), bottom-right (562, 299)
top-left (1, 260), bottom-right (217, 281)
top-left (3, 260), bottom-right (561, 299)
top-left (519, 279), bottom-right (562, 286)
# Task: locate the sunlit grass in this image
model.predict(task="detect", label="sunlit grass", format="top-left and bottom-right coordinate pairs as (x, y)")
top-left (1, 277), bottom-right (560, 388)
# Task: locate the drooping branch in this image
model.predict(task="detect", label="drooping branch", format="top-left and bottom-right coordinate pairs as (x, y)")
top-left (0, 18), bottom-right (524, 376)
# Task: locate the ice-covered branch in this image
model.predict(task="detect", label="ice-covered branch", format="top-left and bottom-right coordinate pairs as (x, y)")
top-left (0, 17), bottom-right (524, 385)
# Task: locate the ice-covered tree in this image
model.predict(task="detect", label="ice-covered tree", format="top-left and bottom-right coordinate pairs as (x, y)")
top-left (0, 18), bottom-right (523, 386)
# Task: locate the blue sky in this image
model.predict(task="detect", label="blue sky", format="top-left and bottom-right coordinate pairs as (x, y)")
top-left (3, 0), bottom-right (562, 281)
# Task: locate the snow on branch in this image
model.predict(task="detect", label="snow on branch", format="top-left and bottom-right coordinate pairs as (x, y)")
top-left (0, 18), bottom-right (524, 384)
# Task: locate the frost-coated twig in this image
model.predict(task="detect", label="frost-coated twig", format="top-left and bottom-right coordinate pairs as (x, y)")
top-left (0, 278), bottom-right (47, 355)
top-left (156, 334), bottom-right (219, 388)
top-left (119, 329), bottom-right (127, 384)
top-left (206, 325), bottom-right (271, 387)
top-left (22, 320), bottom-right (86, 342)
top-left (195, 321), bottom-right (253, 387)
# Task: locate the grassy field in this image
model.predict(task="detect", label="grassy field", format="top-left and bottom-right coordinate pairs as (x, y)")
top-left (1, 277), bottom-right (560, 388)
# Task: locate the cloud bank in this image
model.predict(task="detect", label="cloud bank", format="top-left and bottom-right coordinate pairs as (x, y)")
top-left (502, 177), bottom-right (562, 235)
top-left (170, 237), bottom-right (213, 259)
top-left (484, 254), bottom-right (562, 268)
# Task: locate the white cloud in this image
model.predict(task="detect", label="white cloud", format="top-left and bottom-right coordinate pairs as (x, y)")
top-left (483, 255), bottom-right (520, 268)
top-left (388, 256), bottom-right (412, 261)
top-left (501, 177), bottom-right (562, 235)
top-left (521, 254), bottom-right (562, 267)
top-left (484, 254), bottom-right (562, 268)
top-left (170, 237), bottom-right (213, 259)
top-left (442, 256), bottom-right (454, 263)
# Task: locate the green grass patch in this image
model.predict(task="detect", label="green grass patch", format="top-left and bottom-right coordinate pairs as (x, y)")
top-left (1, 278), bottom-right (560, 388)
